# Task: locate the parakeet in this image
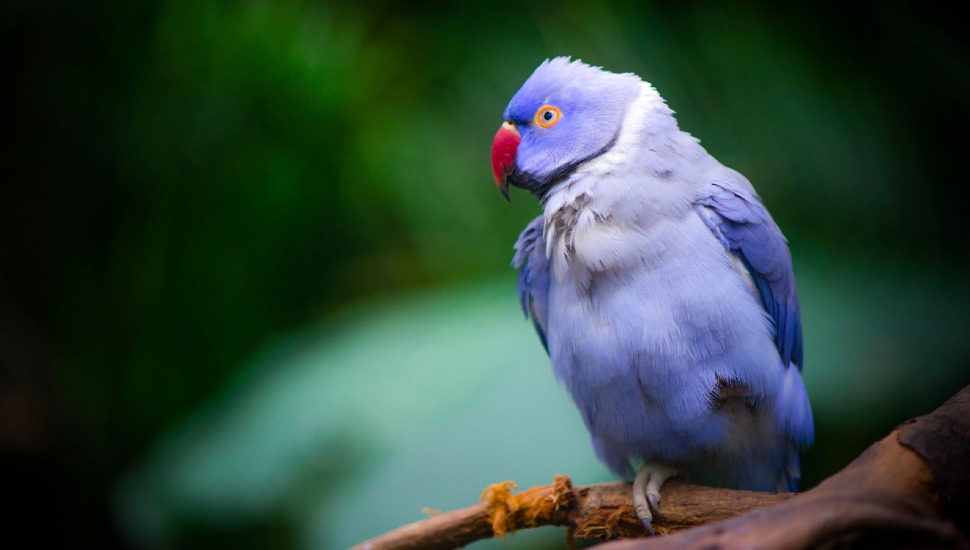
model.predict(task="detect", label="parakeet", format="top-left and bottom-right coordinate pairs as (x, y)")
top-left (490, 58), bottom-right (814, 533)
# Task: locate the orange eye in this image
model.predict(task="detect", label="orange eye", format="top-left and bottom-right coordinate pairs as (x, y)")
top-left (534, 105), bottom-right (562, 128)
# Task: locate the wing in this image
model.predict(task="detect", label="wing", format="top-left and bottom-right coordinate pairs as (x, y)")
top-left (512, 215), bottom-right (551, 354)
top-left (695, 177), bottom-right (803, 369)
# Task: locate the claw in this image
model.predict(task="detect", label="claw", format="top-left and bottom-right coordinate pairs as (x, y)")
top-left (640, 516), bottom-right (655, 536)
top-left (647, 492), bottom-right (660, 518)
top-left (632, 462), bottom-right (679, 535)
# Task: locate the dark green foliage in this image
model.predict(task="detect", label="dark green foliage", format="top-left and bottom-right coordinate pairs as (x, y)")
top-left (3, 1), bottom-right (968, 547)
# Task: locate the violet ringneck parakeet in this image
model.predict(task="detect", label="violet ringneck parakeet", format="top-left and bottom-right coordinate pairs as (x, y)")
top-left (490, 58), bottom-right (814, 533)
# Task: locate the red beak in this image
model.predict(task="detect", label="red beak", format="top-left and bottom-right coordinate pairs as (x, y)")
top-left (491, 121), bottom-right (520, 200)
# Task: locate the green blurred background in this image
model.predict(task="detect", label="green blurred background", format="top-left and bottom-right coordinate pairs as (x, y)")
top-left (3, 1), bottom-right (969, 548)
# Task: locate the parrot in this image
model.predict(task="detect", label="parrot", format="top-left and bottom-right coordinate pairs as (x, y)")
top-left (490, 57), bottom-right (814, 533)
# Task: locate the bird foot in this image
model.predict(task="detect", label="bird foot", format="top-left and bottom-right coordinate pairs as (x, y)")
top-left (632, 462), bottom-right (678, 535)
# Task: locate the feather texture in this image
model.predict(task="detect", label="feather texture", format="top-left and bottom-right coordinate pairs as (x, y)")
top-left (504, 58), bottom-right (813, 492)
top-left (513, 216), bottom-right (550, 353)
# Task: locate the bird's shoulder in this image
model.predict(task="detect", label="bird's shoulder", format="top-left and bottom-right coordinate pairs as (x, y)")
top-left (692, 166), bottom-right (804, 369)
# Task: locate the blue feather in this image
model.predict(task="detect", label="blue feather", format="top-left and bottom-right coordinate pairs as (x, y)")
top-left (696, 181), bottom-right (804, 370)
top-left (499, 58), bottom-right (813, 493)
top-left (513, 216), bottom-right (550, 353)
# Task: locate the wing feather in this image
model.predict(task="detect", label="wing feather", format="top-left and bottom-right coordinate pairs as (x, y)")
top-left (512, 216), bottom-right (551, 354)
top-left (696, 179), bottom-right (803, 369)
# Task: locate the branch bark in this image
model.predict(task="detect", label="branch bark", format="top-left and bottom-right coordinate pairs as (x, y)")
top-left (354, 385), bottom-right (970, 550)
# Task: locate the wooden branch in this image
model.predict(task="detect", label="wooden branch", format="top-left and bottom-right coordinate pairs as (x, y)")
top-left (352, 477), bottom-right (791, 550)
top-left (600, 385), bottom-right (970, 549)
top-left (354, 385), bottom-right (970, 550)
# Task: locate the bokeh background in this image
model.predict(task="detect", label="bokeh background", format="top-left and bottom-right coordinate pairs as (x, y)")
top-left (3, 1), bottom-right (969, 548)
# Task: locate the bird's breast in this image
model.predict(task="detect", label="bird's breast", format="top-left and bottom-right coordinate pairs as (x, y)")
top-left (545, 201), bottom-right (684, 289)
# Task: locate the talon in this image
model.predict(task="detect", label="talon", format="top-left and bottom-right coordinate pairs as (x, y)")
top-left (632, 462), bottom-right (679, 535)
top-left (647, 492), bottom-right (660, 519)
top-left (640, 515), bottom-right (655, 536)
top-left (632, 463), bottom-right (654, 535)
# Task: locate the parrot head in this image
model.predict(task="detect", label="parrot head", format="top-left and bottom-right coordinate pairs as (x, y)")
top-left (491, 57), bottom-right (643, 200)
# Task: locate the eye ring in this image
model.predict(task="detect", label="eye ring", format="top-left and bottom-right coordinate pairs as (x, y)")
top-left (534, 105), bottom-right (562, 128)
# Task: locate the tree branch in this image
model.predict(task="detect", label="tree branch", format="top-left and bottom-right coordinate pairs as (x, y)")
top-left (354, 385), bottom-right (970, 550)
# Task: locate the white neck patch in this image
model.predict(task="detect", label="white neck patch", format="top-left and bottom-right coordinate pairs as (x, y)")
top-left (539, 82), bottom-right (683, 273)
top-left (571, 82), bottom-right (664, 180)
top-left (542, 82), bottom-right (663, 221)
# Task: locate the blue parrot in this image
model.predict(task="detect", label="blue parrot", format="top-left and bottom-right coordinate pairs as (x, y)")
top-left (490, 58), bottom-right (814, 533)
